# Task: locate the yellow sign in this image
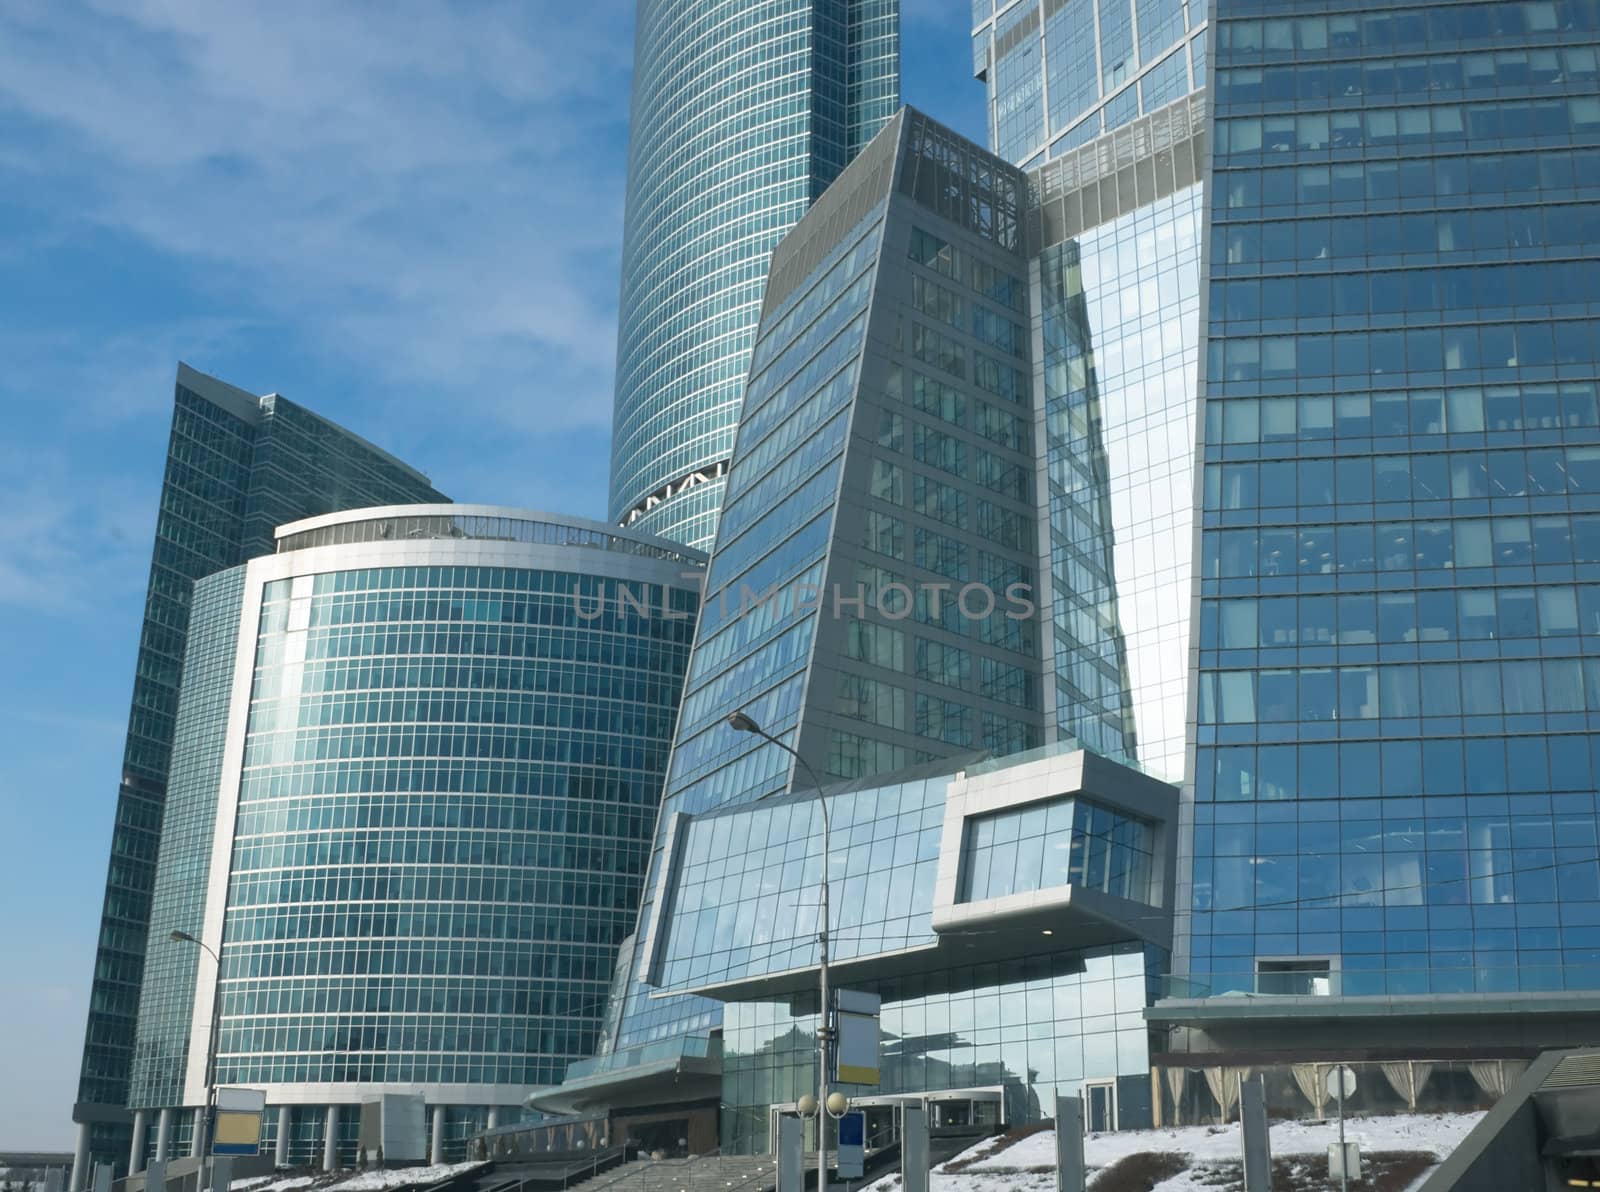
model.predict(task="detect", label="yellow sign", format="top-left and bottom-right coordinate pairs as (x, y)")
top-left (836, 1011), bottom-right (880, 1086)
top-left (213, 1110), bottom-right (263, 1155)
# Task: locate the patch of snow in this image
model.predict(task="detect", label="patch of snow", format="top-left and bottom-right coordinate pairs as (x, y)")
top-left (862, 1111), bottom-right (1483, 1192)
top-left (235, 1178), bottom-right (317, 1192)
top-left (324, 1162), bottom-right (484, 1192)
top-left (965, 1110), bottom-right (1482, 1171)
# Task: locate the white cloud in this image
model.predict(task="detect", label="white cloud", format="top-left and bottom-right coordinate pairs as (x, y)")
top-left (0, 0), bottom-right (635, 433)
top-left (0, 442), bottom-right (154, 615)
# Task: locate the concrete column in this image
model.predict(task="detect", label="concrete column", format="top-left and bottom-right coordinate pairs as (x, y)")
top-left (1240, 1076), bottom-right (1271, 1192)
top-left (430, 1107), bottom-right (445, 1165)
top-left (322, 1106), bottom-right (339, 1171)
top-left (1054, 1096), bottom-right (1084, 1192)
top-left (155, 1109), bottom-right (173, 1163)
top-left (901, 1107), bottom-right (928, 1192)
top-left (486, 1106), bottom-right (501, 1131)
top-left (189, 1107), bottom-right (204, 1158)
top-left (129, 1110), bottom-right (149, 1175)
top-left (69, 1122), bottom-right (91, 1192)
top-left (275, 1107), bottom-right (291, 1168)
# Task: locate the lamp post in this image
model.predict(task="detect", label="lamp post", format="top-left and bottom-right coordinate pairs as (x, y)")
top-left (170, 929), bottom-right (222, 1180)
top-left (726, 712), bottom-right (833, 1192)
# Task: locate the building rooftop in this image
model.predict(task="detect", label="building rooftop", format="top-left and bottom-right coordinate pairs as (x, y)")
top-left (274, 503), bottom-right (708, 567)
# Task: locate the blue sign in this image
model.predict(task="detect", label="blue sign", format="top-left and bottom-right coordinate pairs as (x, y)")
top-left (836, 1111), bottom-right (865, 1179)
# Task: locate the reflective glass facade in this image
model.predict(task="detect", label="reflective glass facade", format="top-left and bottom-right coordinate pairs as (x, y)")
top-left (723, 945), bottom-right (1154, 1149)
top-left (973, 0), bottom-right (1207, 165)
top-left (655, 773), bottom-right (946, 993)
top-left (1033, 104), bottom-right (1206, 783)
top-left (127, 567), bottom-right (247, 1114)
top-left (637, 747), bottom-right (1174, 1152)
top-left (608, 0), bottom-right (899, 550)
top-left (73, 365), bottom-right (445, 1175)
top-left (603, 112), bottom-right (1047, 1056)
top-left (958, 796), bottom-right (1156, 903)
top-left (124, 508), bottom-right (702, 1167)
top-left (1187, 0), bottom-right (1600, 996)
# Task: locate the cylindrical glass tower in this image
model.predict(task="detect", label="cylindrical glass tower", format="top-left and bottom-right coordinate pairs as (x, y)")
top-left (126, 506), bottom-right (704, 1167)
top-left (608, 0), bottom-right (899, 551)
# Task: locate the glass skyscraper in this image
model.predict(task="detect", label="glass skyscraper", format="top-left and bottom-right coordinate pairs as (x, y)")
top-left (599, 110), bottom-right (1047, 1066)
top-left (972, 0), bottom-right (1208, 163)
top-left (72, 365), bottom-right (447, 1182)
top-left (1180, 0), bottom-right (1600, 998)
top-left (524, 0), bottom-right (1600, 1151)
top-left (124, 507), bottom-right (703, 1169)
top-left (544, 104), bottom-right (1216, 1146)
top-left (608, 0), bottom-right (899, 551)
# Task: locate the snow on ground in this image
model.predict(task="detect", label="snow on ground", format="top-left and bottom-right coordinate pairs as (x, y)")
top-left (860, 1111), bottom-right (1483, 1192)
top-left (324, 1161), bottom-right (484, 1191)
top-left (231, 1165), bottom-right (483, 1192)
top-left (968, 1110), bottom-right (1483, 1171)
top-left (232, 1178), bottom-right (317, 1192)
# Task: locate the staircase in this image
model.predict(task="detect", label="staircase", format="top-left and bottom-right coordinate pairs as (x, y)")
top-left (551, 1155), bottom-right (778, 1192)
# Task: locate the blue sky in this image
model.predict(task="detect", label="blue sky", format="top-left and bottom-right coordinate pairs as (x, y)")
top-left (0, 1), bottom-right (983, 1150)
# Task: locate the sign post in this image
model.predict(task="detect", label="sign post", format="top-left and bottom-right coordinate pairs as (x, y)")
top-left (209, 1085), bottom-right (266, 1190)
top-left (835, 1112), bottom-right (865, 1180)
top-left (833, 991), bottom-right (881, 1086)
top-left (901, 1106), bottom-right (928, 1192)
top-left (1325, 1066), bottom-right (1359, 1192)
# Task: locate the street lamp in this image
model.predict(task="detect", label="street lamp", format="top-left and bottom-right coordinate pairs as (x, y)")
top-left (725, 712), bottom-right (833, 1192)
top-left (170, 930), bottom-right (222, 1176)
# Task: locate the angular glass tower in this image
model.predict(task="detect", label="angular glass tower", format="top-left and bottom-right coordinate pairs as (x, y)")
top-left (542, 106), bottom-right (1224, 1146)
top-left (124, 508), bottom-right (703, 1169)
top-left (608, 0), bottom-right (899, 551)
top-left (549, 114), bottom-right (1052, 1120)
top-left (71, 365), bottom-right (448, 1181)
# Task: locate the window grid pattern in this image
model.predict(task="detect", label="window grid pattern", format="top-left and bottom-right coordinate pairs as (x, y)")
top-left (610, 120), bottom-right (1047, 1056)
top-left (128, 568), bottom-right (248, 1110)
top-left (77, 371), bottom-right (445, 1173)
top-left (1039, 187), bottom-right (1202, 783)
top-left (1187, 0), bottom-right (1600, 995)
top-left (657, 776), bottom-right (946, 991)
top-left (721, 944), bottom-right (1157, 1152)
top-left (608, 211), bottom-right (887, 1052)
top-left (976, 0), bottom-right (1206, 167)
top-left (201, 561), bottom-right (696, 1095)
top-left (959, 796), bottom-right (1157, 903)
top-left (609, 0), bottom-right (899, 550)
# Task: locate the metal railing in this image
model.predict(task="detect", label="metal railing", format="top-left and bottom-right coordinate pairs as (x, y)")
top-left (564, 1036), bottom-right (722, 1082)
top-left (1159, 965), bottom-right (1600, 1000)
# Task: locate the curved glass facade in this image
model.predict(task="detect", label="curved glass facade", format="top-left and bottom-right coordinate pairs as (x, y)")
top-left (126, 509), bottom-right (702, 1166)
top-left (608, 0), bottom-right (899, 550)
